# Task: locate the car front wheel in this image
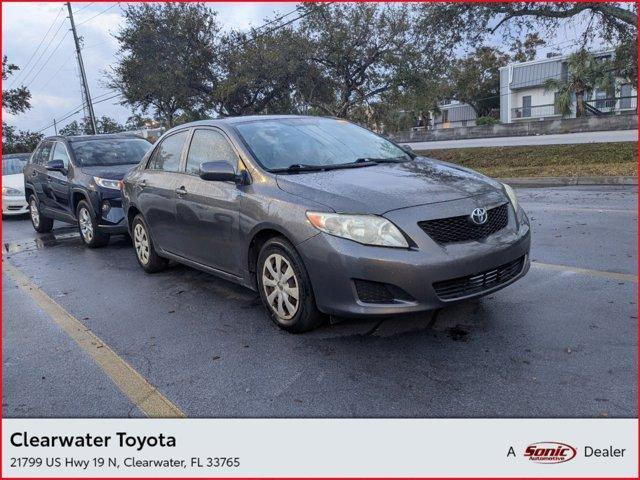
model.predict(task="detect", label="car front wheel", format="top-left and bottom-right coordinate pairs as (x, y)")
top-left (131, 214), bottom-right (168, 273)
top-left (28, 195), bottom-right (53, 233)
top-left (257, 237), bottom-right (324, 333)
top-left (76, 200), bottom-right (109, 248)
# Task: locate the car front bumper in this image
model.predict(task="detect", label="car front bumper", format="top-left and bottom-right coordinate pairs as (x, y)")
top-left (298, 198), bottom-right (531, 318)
top-left (2, 195), bottom-right (28, 216)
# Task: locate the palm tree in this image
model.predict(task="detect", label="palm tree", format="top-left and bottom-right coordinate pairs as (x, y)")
top-left (545, 50), bottom-right (615, 117)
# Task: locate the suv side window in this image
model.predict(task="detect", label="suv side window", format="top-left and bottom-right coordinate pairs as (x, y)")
top-left (185, 129), bottom-right (238, 175)
top-left (51, 142), bottom-right (71, 169)
top-left (147, 131), bottom-right (188, 172)
top-left (38, 142), bottom-right (54, 165)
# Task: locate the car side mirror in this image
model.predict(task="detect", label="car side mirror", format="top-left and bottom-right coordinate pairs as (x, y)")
top-left (199, 161), bottom-right (238, 182)
top-left (45, 159), bottom-right (66, 173)
top-left (400, 144), bottom-right (414, 155)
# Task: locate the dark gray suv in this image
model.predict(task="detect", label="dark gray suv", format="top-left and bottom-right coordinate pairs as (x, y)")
top-left (122, 115), bottom-right (530, 332)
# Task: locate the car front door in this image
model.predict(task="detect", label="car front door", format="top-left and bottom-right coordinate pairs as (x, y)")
top-left (47, 142), bottom-right (73, 214)
top-left (174, 128), bottom-right (241, 275)
top-left (135, 129), bottom-right (189, 255)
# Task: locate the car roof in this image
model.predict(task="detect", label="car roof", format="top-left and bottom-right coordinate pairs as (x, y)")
top-left (169, 114), bottom-right (334, 131)
top-left (42, 133), bottom-right (144, 143)
top-left (3, 152), bottom-right (31, 159)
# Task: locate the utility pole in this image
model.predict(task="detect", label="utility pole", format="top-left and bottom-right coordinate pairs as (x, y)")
top-left (66, 2), bottom-right (97, 135)
top-left (53, 118), bottom-right (58, 135)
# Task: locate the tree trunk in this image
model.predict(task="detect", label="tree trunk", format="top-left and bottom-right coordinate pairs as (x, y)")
top-left (575, 91), bottom-right (585, 118)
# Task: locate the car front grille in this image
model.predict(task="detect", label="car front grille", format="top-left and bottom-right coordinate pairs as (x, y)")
top-left (433, 256), bottom-right (525, 301)
top-left (418, 203), bottom-right (509, 244)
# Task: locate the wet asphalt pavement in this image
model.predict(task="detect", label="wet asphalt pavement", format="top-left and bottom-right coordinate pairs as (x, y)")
top-left (2, 186), bottom-right (637, 418)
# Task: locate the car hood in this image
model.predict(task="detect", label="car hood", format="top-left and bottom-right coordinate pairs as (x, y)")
top-left (275, 157), bottom-right (503, 214)
top-left (2, 173), bottom-right (24, 191)
top-left (80, 164), bottom-right (137, 180)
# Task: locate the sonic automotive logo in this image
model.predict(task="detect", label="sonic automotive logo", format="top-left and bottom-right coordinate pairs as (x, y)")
top-left (524, 442), bottom-right (577, 464)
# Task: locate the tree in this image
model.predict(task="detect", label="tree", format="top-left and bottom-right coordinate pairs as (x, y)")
top-left (449, 47), bottom-right (510, 117)
top-left (2, 56), bottom-right (31, 114)
top-left (59, 116), bottom-right (124, 135)
top-left (2, 122), bottom-right (43, 153)
top-left (109, 3), bottom-right (219, 128)
top-left (200, 27), bottom-right (311, 116)
top-left (297, 3), bottom-right (419, 117)
top-left (511, 33), bottom-right (546, 63)
top-left (544, 50), bottom-right (615, 117)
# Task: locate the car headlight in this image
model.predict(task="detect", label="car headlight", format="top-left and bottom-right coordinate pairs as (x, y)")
top-left (2, 186), bottom-right (22, 196)
top-left (503, 183), bottom-right (519, 212)
top-left (94, 177), bottom-right (121, 190)
top-left (306, 212), bottom-right (409, 248)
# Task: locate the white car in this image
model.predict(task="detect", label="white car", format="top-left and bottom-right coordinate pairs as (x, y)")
top-left (2, 153), bottom-right (30, 216)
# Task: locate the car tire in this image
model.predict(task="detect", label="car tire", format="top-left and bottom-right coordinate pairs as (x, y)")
top-left (257, 236), bottom-right (324, 333)
top-left (76, 200), bottom-right (110, 248)
top-left (131, 214), bottom-right (168, 273)
top-left (28, 194), bottom-right (53, 233)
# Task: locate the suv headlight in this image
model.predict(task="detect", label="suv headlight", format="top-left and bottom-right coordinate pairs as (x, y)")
top-left (94, 176), bottom-right (121, 190)
top-left (2, 186), bottom-right (22, 196)
top-left (503, 183), bottom-right (519, 212)
top-left (306, 212), bottom-right (409, 248)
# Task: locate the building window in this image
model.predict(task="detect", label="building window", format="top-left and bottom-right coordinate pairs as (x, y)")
top-left (522, 96), bottom-right (532, 118)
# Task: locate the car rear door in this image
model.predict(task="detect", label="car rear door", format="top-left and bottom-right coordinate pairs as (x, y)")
top-left (173, 127), bottom-right (242, 275)
top-left (47, 141), bottom-right (73, 214)
top-left (135, 129), bottom-right (190, 254)
top-left (26, 141), bottom-right (54, 208)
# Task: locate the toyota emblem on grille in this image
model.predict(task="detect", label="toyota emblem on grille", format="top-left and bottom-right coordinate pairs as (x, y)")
top-left (470, 207), bottom-right (488, 225)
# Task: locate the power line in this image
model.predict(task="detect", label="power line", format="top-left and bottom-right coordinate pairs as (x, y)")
top-left (36, 52), bottom-right (75, 91)
top-left (76, 2), bottom-right (119, 26)
top-left (24, 31), bottom-right (70, 89)
top-left (7, 5), bottom-right (64, 88)
top-left (13, 15), bottom-right (67, 88)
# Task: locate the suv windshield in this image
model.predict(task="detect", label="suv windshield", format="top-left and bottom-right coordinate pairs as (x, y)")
top-left (2, 155), bottom-right (28, 175)
top-left (234, 117), bottom-right (410, 171)
top-left (69, 138), bottom-right (150, 167)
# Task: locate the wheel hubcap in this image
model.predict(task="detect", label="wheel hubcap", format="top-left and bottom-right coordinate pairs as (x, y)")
top-left (29, 200), bottom-right (39, 228)
top-left (78, 207), bottom-right (93, 242)
top-left (262, 253), bottom-right (299, 320)
top-left (133, 223), bottom-right (150, 265)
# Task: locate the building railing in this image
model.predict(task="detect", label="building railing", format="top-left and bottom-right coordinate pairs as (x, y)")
top-left (512, 96), bottom-right (637, 120)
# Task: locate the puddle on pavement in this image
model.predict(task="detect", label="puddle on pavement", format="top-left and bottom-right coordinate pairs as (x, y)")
top-left (3, 229), bottom-right (79, 255)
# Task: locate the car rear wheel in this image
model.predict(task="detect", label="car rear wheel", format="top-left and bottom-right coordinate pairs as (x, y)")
top-left (28, 195), bottom-right (53, 233)
top-left (132, 214), bottom-right (168, 273)
top-left (76, 200), bottom-right (109, 248)
top-left (257, 237), bottom-right (324, 333)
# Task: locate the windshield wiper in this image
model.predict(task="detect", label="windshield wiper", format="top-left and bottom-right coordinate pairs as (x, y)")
top-left (355, 156), bottom-right (409, 164)
top-left (272, 161), bottom-right (378, 174)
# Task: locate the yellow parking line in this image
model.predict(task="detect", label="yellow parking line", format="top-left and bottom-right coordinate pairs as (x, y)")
top-left (3, 262), bottom-right (186, 418)
top-left (532, 261), bottom-right (638, 283)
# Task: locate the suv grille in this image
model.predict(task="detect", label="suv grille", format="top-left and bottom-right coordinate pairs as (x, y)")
top-left (433, 256), bottom-right (525, 300)
top-left (418, 203), bottom-right (509, 244)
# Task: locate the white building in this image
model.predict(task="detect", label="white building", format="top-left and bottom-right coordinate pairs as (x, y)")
top-left (499, 50), bottom-right (637, 124)
top-left (431, 100), bottom-right (477, 129)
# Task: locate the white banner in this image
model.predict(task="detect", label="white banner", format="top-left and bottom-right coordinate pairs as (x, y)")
top-left (2, 418), bottom-right (637, 477)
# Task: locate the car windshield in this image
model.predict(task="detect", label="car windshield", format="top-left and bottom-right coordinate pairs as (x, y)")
top-left (69, 138), bottom-right (150, 167)
top-left (234, 117), bottom-right (410, 171)
top-left (2, 156), bottom-right (28, 175)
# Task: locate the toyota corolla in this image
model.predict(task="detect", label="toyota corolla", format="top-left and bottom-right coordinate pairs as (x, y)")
top-left (122, 115), bottom-right (530, 332)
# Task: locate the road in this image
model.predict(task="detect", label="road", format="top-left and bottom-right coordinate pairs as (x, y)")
top-left (2, 186), bottom-right (637, 418)
top-left (405, 129), bottom-right (638, 150)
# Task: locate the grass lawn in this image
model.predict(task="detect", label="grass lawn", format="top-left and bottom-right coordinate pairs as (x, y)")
top-left (415, 142), bottom-right (638, 178)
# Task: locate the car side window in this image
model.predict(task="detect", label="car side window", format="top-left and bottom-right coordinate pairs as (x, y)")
top-left (51, 142), bottom-right (70, 169)
top-left (185, 129), bottom-right (238, 176)
top-left (38, 142), bottom-right (54, 165)
top-left (147, 131), bottom-right (188, 172)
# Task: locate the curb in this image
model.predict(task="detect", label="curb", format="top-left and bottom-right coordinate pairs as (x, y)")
top-left (498, 176), bottom-right (637, 187)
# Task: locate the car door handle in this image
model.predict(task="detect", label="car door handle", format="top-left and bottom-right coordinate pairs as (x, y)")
top-left (30, 171), bottom-right (37, 178)
top-left (138, 180), bottom-right (146, 188)
top-left (175, 186), bottom-right (187, 197)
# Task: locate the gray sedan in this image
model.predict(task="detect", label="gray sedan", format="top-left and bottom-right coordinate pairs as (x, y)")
top-left (122, 115), bottom-right (530, 332)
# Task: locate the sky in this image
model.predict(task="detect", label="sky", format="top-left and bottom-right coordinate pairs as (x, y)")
top-left (3, 2), bottom-right (294, 134)
top-left (3, 2), bottom-right (608, 134)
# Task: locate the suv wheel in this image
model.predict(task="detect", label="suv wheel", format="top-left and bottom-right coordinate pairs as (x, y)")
top-left (28, 195), bottom-right (53, 233)
top-left (257, 237), bottom-right (324, 333)
top-left (76, 200), bottom-right (109, 248)
top-left (132, 214), bottom-right (168, 273)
